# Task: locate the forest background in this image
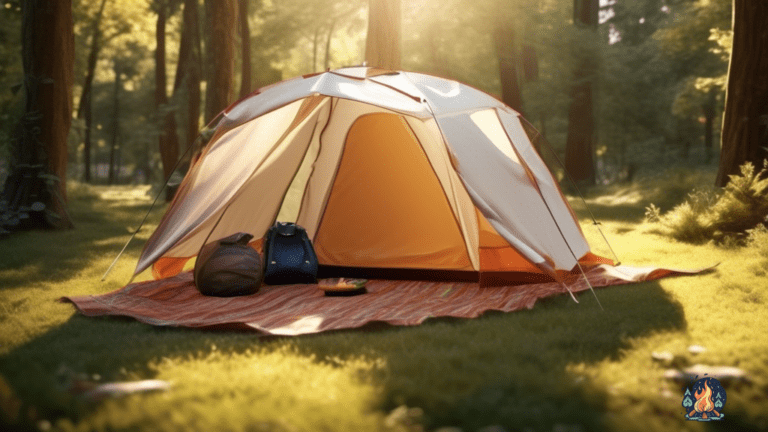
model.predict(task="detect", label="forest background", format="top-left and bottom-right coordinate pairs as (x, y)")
top-left (3, 1), bottom-right (768, 431)
top-left (0, 0), bottom-right (737, 196)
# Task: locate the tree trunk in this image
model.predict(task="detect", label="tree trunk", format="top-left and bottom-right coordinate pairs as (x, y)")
top-left (564, 0), bottom-right (598, 185)
top-left (574, 0), bottom-right (599, 27)
top-left (703, 98), bottom-right (715, 163)
top-left (5, 0), bottom-right (75, 229)
top-left (204, 0), bottom-right (237, 123)
top-left (77, 0), bottom-right (109, 183)
top-left (155, 1), bottom-right (180, 186)
top-left (312, 27), bottom-right (320, 72)
top-left (108, 62), bottom-right (121, 185)
top-left (239, 0), bottom-right (252, 98)
top-left (324, 19), bottom-right (336, 71)
top-left (716, 0), bottom-right (768, 186)
top-left (173, 0), bottom-right (202, 149)
top-left (564, 67), bottom-right (596, 184)
top-left (365, 0), bottom-right (401, 70)
top-left (493, 23), bottom-right (523, 113)
top-left (426, 22), bottom-right (448, 77)
top-left (83, 89), bottom-right (93, 183)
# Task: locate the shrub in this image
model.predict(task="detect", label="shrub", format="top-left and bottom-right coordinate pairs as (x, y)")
top-left (746, 223), bottom-right (768, 277)
top-left (645, 161), bottom-right (768, 245)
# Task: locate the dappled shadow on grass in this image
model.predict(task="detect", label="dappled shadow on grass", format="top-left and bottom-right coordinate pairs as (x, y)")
top-left (0, 315), bottom-right (264, 427)
top-left (329, 281), bottom-right (688, 431)
top-left (0, 197), bottom-right (160, 290)
top-left (2, 278), bottom-right (693, 431)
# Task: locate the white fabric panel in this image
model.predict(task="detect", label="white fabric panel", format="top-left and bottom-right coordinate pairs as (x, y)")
top-left (193, 104), bottom-right (323, 247)
top-left (219, 72), bottom-right (430, 135)
top-left (276, 100), bottom-right (332, 222)
top-left (405, 117), bottom-right (480, 270)
top-left (403, 72), bottom-right (506, 117)
top-left (369, 73), bottom-right (425, 102)
top-left (436, 112), bottom-right (580, 272)
top-left (296, 99), bottom-right (399, 240)
top-left (135, 100), bottom-right (306, 272)
top-left (469, 110), bottom-right (520, 163)
top-left (497, 110), bottom-right (589, 257)
top-left (329, 67), bottom-right (369, 79)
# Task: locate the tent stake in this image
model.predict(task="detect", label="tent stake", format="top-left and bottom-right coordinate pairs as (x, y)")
top-left (574, 261), bottom-right (604, 311)
top-left (560, 282), bottom-right (579, 304)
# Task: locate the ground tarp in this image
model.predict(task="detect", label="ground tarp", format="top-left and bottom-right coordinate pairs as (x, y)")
top-left (62, 265), bottom-right (711, 336)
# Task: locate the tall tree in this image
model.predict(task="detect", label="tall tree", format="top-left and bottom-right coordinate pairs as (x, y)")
top-left (239, 0), bottom-right (252, 98)
top-left (154, 0), bottom-right (181, 184)
top-left (492, 23), bottom-right (523, 113)
top-left (564, 0), bottom-right (598, 185)
top-left (204, 0), bottom-right (238, 122)
top-left (77, 0), bottom-right (109, 183)
top-left (108, 60), bottom-right (122, 184)
top-left (173, 0), bottom-right (202, 148)
top-left (716, 0), bottom-right (768, 187)
top-left (365, 0), bottom-right (401, 69)
top-left (3, 0), bottom-right (75, 229)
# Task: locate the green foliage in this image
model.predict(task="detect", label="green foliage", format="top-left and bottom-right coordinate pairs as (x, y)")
top-left (745, 224), bottom-right (768, 278)
top-left (0, 1), bottom-right (22, 162)
top-left (646, 161), bottom-right (768, 245)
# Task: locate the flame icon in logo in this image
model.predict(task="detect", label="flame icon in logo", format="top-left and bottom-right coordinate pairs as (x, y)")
top-left (683, 377), bottom-right (726, 421)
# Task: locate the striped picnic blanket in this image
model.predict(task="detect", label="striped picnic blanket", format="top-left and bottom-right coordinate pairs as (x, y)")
top-left (62, 264), bottom-right (712, 336)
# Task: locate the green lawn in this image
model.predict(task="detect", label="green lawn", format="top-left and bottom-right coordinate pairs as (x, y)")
top-left (1, 168), bottom-right (766, 432)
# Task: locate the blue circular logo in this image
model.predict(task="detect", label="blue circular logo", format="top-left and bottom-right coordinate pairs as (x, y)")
top-left (682, 377), bottom-right (726, 421)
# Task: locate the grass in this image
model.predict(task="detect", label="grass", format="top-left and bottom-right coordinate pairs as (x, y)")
top-left (1, 169), bottom-right (767, 432)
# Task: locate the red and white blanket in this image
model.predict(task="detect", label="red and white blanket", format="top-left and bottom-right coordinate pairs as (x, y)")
top-left (62, 265), bottom-right (712, 336)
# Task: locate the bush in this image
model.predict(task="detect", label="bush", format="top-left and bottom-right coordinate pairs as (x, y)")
top-left (645, 161), bottom-right (768, 245)
top-left (746, 223), bottom-right (768, 277)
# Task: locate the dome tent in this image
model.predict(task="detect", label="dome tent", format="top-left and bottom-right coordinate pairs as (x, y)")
top-left (136, 67), bottom-right (611, 288)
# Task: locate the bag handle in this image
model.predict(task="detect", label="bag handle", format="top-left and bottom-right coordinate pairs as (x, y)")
top-left (219, 232), bottom-right (253, 245)
top-left (276, 222), bottom-right (297, 236)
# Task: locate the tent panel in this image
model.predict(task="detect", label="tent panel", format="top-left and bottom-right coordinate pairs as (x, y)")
top-left (314, 113), bottom-right (473, 270)
top-left (297, 99), bottom-right (400, 239)
top-left (469, 109), bottom-right (520, 163)
top-left (404, 117), bottom-right (480, 270)
top-left (158, 97), bottom-right (327, 262)
top-left (476, 209), bottom-right (543, 273)
top-left (403, 71), bottom-right (506, 116)
top-left (136, 99), bottom-right (307, 274)
top-left (497, 111), bottom-right (589, 250)
top-left (186, 99), bottom-right (325, 252)
top-left (219, 72), bottom-right (430, 135)
top-left (276, 99), bottom-right (331, 222)
top-left (437, 111), bottom-right (581, 273)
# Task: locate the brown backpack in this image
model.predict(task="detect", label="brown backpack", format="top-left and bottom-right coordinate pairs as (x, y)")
top-left (193, 232), bottom-right (263, 297)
